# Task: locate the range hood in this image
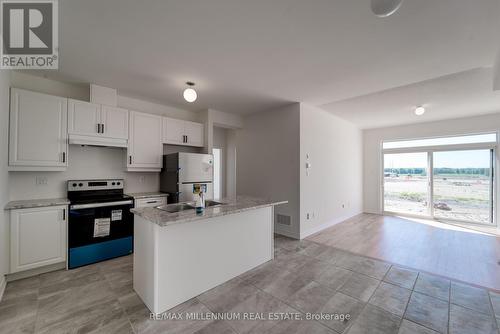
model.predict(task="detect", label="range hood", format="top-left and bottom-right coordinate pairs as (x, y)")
top-left (69, 134), bottom-right (128, 148)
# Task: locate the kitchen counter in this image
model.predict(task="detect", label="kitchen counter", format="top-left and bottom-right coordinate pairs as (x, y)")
top-left (5, 198), bottom-right (70, 210)
top-left (132, 195), bottom-right (286, 313)
top-left (131, 195), bottom-right (287, 227)
top-left (126, 192), bottom-right (169, 199)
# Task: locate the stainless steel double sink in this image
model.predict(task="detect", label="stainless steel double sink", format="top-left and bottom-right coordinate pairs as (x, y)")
top-left (157, 200), bottom-right (224, 213)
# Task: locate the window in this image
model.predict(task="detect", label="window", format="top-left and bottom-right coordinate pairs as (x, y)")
top-left (433, 150), bottom-right (493, 224)
top-left (384, 152), bottom-right (429, 215)
top-left (382, 133), bottom-right (496, 225)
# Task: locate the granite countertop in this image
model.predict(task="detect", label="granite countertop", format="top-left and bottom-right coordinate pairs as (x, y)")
top-left (126, 192), bottom-right (169, 199)
top-left (131, 196), bottom-right (287, 227)
top-left (5, 198), bottom-right (70, 210)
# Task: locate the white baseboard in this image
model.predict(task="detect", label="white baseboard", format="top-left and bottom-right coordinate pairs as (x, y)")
top-left (300, 211), bottom-right (362, 239)
top-left (0, 275), bottom-right (6, 302)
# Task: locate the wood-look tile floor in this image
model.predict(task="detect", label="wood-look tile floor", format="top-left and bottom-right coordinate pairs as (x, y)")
top-left (307, 213), bottom-right (500, 291)
top-left (2, 236), bottom-right (500, 334)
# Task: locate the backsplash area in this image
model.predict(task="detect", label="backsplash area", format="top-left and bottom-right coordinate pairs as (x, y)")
top-left (8, 145), bottom-right (159, 200)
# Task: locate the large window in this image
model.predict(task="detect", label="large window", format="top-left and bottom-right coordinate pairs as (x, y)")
top-left (433, 150), bottom-right (493, 224)
top-left (384, 153), bottom-right (429, 215)
top-left (383, 133), bottom-right (496, 225)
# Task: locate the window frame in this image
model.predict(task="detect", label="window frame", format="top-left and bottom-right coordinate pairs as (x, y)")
top-left (380, 132), bottom-right (498, 226)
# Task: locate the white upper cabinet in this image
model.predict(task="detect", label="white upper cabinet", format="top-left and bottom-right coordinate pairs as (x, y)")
top-left (68, 99), bottom-right (101, 136)
top-left (10, 205), bottom-right (67, 273)
top-left (163, 117), bottom-right (204, 147)
top-left (184, 121), bottom-right (204, 147)
top-left (68, 99), bottom-right (128, 147)
top-left (128, 111), bottom-right (163, 172)
top-left (163, 117), bottom-right (185, 145)
top-left (101, 106), bottom-right (129, 140)
top-left (9, 88), bottom-right (68, 171)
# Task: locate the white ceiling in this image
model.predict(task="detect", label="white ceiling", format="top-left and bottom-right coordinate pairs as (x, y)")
top-left (323, 68), bottom-right (500, 128)
top-left (39, 0), bottom-right (500, 125)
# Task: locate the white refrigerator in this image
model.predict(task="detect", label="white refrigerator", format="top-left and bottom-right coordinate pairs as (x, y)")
top-left (160, 153), bottom-right (214, 202)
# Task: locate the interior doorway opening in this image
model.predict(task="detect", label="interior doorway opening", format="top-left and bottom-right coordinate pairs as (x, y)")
top-left (213, 126), bottom-right (237, 199)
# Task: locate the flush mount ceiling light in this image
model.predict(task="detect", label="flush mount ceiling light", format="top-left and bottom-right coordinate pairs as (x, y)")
top-left (371, 0), bottom-right (404, 17)
top-left (414, 106), bottom-right (426, 116)
top-left (183, 82), bottom-right (197, 103)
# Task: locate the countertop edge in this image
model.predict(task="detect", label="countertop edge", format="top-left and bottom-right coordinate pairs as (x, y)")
top-left (5, 198), bottom-right (71, 210)
top-left (131, 199), bottom-right (288, 227)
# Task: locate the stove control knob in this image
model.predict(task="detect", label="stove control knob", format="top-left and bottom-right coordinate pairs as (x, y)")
top-left (78, 183), bottom-right (83, 187)
top-left (72, 183), bottom-right (77, 187)
top-left (112, 182), bottom-right (116, 185)
top-left (117, 182), bottom-right (121, 185)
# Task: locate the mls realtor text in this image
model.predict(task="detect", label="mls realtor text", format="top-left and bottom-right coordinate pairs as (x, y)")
top-left (151, 312), bottom-right (351, 322)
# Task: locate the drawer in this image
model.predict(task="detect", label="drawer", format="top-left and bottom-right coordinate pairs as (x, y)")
top-left (135, 197), bottom-right (167, 208)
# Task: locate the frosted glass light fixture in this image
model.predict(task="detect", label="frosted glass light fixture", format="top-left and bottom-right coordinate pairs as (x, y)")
top-left (414, 106), bottom-right (425, 116)
top-left (183, 82), bottom-right (197, 103)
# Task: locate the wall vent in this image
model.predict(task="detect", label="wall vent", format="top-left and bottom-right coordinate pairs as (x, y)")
top-left (276, 214), bottom-right (291, 226)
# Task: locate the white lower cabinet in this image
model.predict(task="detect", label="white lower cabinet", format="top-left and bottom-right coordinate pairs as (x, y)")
top-left (10, 206), bottom-right (67, 273)
top-left (134, 197), bottom-right (167, 208)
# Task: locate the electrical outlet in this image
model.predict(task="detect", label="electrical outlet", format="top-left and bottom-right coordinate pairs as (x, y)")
top-left (36, 176), bottom-right (48, 185)
top-left (342, 203), bottom-right (345, 209)
top-left (306, 213), bottom-right (310, 220)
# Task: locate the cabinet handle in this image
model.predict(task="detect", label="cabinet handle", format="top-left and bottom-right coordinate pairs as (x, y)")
top-left (129, 156), bottom-right (132, 165)
top-left (62, 152), bottom-right (66, 163)
top-left (102, 123), bottom-right (105, 133)
top-left (62, 209), bottom-right (66, 221)
top-left (97, 124), bottom-right (100, 133)
top-left (146, 200), bottom-right (158, 204)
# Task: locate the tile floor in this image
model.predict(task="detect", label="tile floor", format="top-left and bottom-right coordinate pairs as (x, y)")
top-left (1, 235), bottom-right (500, 334)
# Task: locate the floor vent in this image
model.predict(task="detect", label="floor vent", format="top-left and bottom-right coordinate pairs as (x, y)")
top-left (276, 214), bottom-right (291, 226)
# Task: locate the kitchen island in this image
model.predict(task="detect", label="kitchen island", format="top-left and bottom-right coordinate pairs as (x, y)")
top-left (131, 196), bottom-right (287, 314)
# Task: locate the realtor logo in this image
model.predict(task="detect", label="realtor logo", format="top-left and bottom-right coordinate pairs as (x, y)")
top-left (1, 0), bottom-right (58, 69)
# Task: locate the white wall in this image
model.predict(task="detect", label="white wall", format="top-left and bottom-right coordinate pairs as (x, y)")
top-left (7, 73), bottom-right (203, 200)
top-left (236, 103), bottom-right (301, 238)
top-left (0, 70), bottom-right (11, 294)
top-left (299, 104), bottom-right (363, 238)
top-left (11, 71), bottom-right (89, 100)
top-left (202, 109), bottom-right (244, 154)
top-left (118, 95), bottom-right (200, 122)
top-left (363, 113), bottom-right (500, 223)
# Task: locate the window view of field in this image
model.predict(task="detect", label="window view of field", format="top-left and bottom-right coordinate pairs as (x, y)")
top-left (384, 152), bottom-right (429, 216)
top-left (384, 150), bottom-right (493, 224)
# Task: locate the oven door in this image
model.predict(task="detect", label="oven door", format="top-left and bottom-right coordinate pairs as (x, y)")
top-left (68, 200), bottom-right (133, 268)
